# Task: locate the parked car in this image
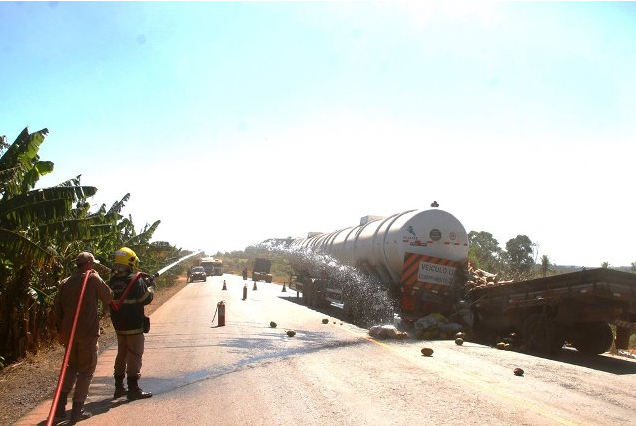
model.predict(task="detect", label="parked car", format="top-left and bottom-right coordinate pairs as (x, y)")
top-left (188, 266), bottom-right (207, 283)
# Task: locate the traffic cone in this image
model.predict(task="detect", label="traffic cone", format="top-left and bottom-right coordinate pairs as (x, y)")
top-left (282, 283), bottom-right (287, 292)
top-left (253, 281), bottom-right (258, 291)
top-left (222, 280), bottom-right (227, 290)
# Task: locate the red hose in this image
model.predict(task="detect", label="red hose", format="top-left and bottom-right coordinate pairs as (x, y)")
top-left (46, 269), bottom-right (93, 426)
top-left (109, 272), bottom-right (142, 311)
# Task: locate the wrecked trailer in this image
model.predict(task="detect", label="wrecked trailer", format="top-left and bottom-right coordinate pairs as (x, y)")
top-left (467, 267), bottom-right (636, 354)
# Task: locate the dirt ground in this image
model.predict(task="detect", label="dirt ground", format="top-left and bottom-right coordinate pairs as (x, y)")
top-left (0, 276), bottom-right (188, 426)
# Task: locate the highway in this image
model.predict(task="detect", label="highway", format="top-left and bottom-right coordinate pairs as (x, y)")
top-left (18, 274), bottom-right (636, 426)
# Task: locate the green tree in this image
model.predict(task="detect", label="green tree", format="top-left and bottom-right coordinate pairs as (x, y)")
top-left (631, 261), bottom-right (636, 273)
top-left (467, 231), bottom-right (502, 272)
top-left (601, 262), bottom-right (609, 269)
top-left (502, 235), bottom-right (536, 280)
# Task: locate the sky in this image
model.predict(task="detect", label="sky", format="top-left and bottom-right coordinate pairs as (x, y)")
top-left (1, 1), bottom-right (635, 267)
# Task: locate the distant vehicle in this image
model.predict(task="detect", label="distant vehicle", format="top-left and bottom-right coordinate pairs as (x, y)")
top-left (252, 258), bottom-right (273, 283)
top-left (212, 259), bottom-right (223, 276)
top-left (188, 266), bottom-right (207, 283)
top-left (199, 257), bottom-right (223, 276)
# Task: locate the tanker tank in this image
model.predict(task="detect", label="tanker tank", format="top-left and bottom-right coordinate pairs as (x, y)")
top-left (289, 207), bottom-right (469, 293)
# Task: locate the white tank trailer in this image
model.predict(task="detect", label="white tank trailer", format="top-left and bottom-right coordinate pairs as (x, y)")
top-left (288, 206), bottom-right (469, 320)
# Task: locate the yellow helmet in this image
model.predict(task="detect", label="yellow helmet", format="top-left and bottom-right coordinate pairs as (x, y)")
top-left (114, 247), bottom-right (138, 269)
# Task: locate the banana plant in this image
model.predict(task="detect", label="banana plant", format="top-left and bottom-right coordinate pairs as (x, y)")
top-left (0, 127), bottom-right (174, 364)
top-left (0, 128), bottom-right (101, 362)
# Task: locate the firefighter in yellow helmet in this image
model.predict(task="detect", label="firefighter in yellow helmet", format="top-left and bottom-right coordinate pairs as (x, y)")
top-left (108, 247), bottom-right (153, 400)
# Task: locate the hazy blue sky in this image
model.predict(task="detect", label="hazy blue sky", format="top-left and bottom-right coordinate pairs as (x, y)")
top-left (2, 2), bottom-right (635, 267)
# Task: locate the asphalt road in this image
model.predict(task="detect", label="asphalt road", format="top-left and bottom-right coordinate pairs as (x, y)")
top-left (19, 274), bottom-right (636, 426)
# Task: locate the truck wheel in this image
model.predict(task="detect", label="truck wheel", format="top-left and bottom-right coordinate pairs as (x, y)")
top-left (571, 322), bottom-right (614, 355)
top-left (523, 313), bottom-right (564, 354)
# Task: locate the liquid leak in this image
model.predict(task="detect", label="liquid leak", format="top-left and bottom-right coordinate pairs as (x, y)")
top-left (258, 240), bottom-right (396, 328)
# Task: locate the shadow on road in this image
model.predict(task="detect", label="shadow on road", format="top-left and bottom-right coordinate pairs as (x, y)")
top-left (35, 395), bottom-right (129, 425)
top-left (519, 346), bottom-right (636, 375)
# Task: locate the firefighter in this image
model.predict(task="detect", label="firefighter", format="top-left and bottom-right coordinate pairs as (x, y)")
top-left (108, 247), bottom-right (153, 400)
top-left (53, 252), bottom-right (113, 423)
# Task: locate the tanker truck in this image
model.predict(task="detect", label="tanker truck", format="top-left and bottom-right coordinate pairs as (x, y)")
top-left (287, 206), bottom-right (470, 322)
top-left (285, 205), bottom-right (636, 355)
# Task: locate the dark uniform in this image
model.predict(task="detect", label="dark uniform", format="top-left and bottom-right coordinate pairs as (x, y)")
top-left (108, 271), bottom-right (154, 399)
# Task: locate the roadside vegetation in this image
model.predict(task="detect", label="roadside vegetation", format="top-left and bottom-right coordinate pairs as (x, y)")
top-left (467, 231), bottom-right (636, 279)
top-left (0, 127), bottom-right (190, 369)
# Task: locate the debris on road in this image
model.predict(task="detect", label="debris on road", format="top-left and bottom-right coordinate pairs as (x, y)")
top-left (514, 368), bottom-right (524, 376)
top-left (322, 318), bottom-right (329, 324)
top-left (455, 338), bottom-right (464, 346)
top-left (413, 313), bottom-right (463, 340)
top-left (496, 342), bottom-right (506, 350)
top-left (369, 325), bottom-right (408, 339)
top-left (286, 330), bottom-right (296, 337)
top-left (421, 347), bottom-right (434, 357)
top-left (270, 321), bottom-right (277, 328)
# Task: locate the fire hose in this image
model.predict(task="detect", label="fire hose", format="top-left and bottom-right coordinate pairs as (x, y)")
top-left (46, 269), bottom-right (92, 426)
top-left (46, 250), bottom-right (202, 426)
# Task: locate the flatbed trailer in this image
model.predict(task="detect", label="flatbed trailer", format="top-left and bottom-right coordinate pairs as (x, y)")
top-left (468, 268), bottom-right (636, 354)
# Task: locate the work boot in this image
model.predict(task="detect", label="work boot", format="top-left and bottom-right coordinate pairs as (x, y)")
top-left (127, 376), bottom-right (152, 400)
top-left (53, 392), bottom-right (67, 421)
top-left (113, 375), bottom-right (127, 398)
top-left (69, 401), bottom-right (92, 424)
